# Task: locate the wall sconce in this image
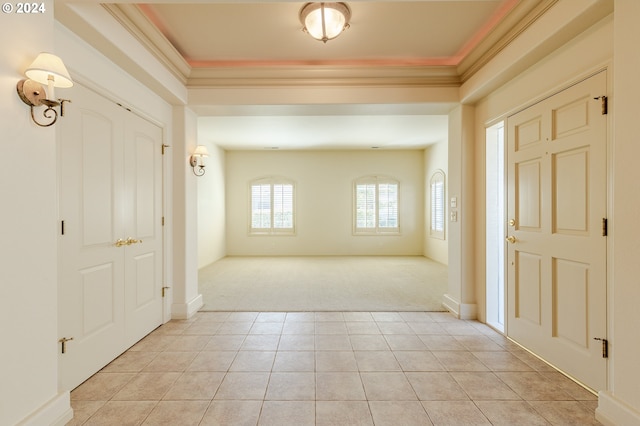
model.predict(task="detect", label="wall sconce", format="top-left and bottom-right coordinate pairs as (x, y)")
top-left (190, 145), bottom-right (209, 176)
top-left (16, 52), bottom-right (73, 127)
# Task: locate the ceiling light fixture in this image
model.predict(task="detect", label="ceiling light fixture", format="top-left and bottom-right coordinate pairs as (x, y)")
top-left (300, 2), bottom-right (351, 43)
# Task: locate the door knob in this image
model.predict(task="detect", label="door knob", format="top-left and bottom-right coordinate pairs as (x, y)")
top-left (115, 239), bottom-right (127, 247)
top-left (506, 235), bottom-right (517, 244)
top-left (126, 237), bottom-right (142, 245)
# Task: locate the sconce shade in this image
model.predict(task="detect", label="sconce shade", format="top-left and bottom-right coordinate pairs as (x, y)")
top-left (193, 145), bottom-right (209, 157)
top-left (25, 52), bottom-right (74, 88)
top-left (300, 2), bottom-right (351, 43)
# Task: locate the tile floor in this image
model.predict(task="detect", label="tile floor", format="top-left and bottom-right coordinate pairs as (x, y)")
top-left (68, 312), bottom-right (602, 425)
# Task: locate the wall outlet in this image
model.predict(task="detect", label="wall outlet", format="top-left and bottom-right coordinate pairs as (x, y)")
top-left (450, 210), bottom-right (458, 222)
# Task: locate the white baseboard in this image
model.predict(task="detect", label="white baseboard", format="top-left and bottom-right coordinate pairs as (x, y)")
top-left (596, 391), bottom-right (640, 426)
top-left (171, 294), bottom-right (203, 319)
top-left (442, 294), bottom-right (477, 320)
top-left (17, 391), bottom-right (72, 426)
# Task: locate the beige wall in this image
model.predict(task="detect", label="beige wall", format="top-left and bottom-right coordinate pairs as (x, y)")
top-left (197, 142), bottom-right (226, 268)
top-left (225, 150), bottom-right (424, 256)
top-left (423, 140), bottom-right (449, 264)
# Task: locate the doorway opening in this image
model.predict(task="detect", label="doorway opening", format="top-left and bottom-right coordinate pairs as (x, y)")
top-left (485, 121), bottom-right (505, 332)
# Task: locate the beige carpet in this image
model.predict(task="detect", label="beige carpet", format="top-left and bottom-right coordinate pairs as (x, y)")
top-left (198, 256), bottom-right (448, 312)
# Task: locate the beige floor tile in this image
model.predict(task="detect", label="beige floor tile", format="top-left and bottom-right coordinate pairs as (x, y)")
top-left (265, 372), bottom-right (316, 400)
top-left (183, 322), bottom-right (222, 335)
top-left (129, 335), bottom-right (174, 352)
top-left (187, 351), bottom-right (237, 371)
top-left (240, 335), bottom-right (280, 350)
top-left (150, 320), bottom-right (190, 336)
top-left (83, 401), bottom-right (156, 426)
top-left (101, 351), bottom-right (159, 373)
top-left (249, 322), bottom-right (283, 335)
top-left (285, 312), bottom-right (315, 322)
top-left (200, 400), bottom-right (262, 425)
top-left (377, 321), bottom-right (415, 335)
top-left (472, 351), bottom-right (534, 371)
top-left (273, 351), bottom-right (315, 371)
top-left (227, 312), bottom-right (259, 322)
top-left (316, 401), bottom-right (373, 425)
top-left (229, 350), bottom-right (275, 372)
top-left (141, 400), bottom-right (209, 425)
top-left (71, 372), bottom-right (136, 401)
top-left (256, 312), bottom-right (287, 322)
top-left (496, 372), bottom-right (574, 401)
top-left (361, 372), bottom-right (418, 400)
top-left (419, 335), bottom-right (465, 350)
top-left (112, 372), bottom-right (181, 401)
top-left (510, 349), bottom-right (559, 372)
top-left (454, 335), bottom-right (504, 351)
top-left (450, 372), bottom-right (521, 401)
top-left (259, 401), bottom-right (315, 426)
top-left (441, 323), bottom-right (483, 336)
top-left (540, 372), bottom-right (598, 401)
top-left (163, 335), bottom-right (211, 352)
top-left (162, 371), bottom-right (224, 400)
top-left (432, 351), bottom-right (490, 371)
top-left (66, 400), bottom-right (106, 425)
top-left (405, 372), bottom-right (469, 401)
top-left (355, 350), bottom-right (401, 371)
top-left (350, 334), bottom-right (390, 351)
top-left (385, 334), bottom-right (428, 350)
top-left (346, 321), bottom-right (381, 334)
top-left (282, 321), bottom-right (315, 334)
top-left (316, 350), bottom-right (358, 371)
top-left (316, 372), bottom-right (366, 400)
top-left (370, 401), bottom-right (433, 426)
top-left (196, 312), bottom-right (230, 322)
top-left (315, 321), bottom-right (348, 334)
top-left (315, 334), bottom-right (352, 351)
top-left (422, 400), bottom-right (491, 425)
top-left (529, 401), bottom-right (603, 425)
top-left (278, 334), bottom-right (315, 350)
top-left (214, 372), bottom-right (270, 400)
top-left (343, 312), bottom-right (375, 321)
top-left (372, 312), bottom-right (404, 322)
top-left (394, 351), bottom-right (444, 371)
top-left (203, 335), bottom-right (246, 351)
top-left (142, 351), bottom-right (198, 372)
top-left (399, 312), bottom-right (433, 322)
top-left (216, 321), bottom-right (253, 334)
top-left (315, 312), bottom-right (345, 322)
top-left (475, 401), bottom-right (550, 425)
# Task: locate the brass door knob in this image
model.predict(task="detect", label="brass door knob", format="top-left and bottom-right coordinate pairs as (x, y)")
top-left (115, 239), bottom-right (127, 247)
top-left (505, 235), bottom-right (517, 244)
top-left (126, 237), bottom-right (142, 245)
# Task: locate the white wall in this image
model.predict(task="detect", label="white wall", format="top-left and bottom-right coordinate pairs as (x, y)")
top-left (0, 1), bottom-right (70, 424)
top-left (423, 140), bottom-right (448, 264)
top-left (226, 150), bottom-right (424, 256)
top-left (197, 141), bottom-right (226, 268)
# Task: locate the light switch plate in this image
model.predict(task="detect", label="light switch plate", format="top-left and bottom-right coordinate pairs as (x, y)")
top-left (450, 197), bottom-right (457, 208)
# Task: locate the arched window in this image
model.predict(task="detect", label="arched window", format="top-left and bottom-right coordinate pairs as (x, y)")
top-left (430, 170), bottom-right (445, 239)
top-left (249, 177), bottom-right (295, 235)
top-left (353, 176), bottom-right (399, 234)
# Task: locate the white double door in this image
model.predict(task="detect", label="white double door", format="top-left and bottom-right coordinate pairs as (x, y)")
top-left (506, 71), bottom-right (608, 391)
top-left (58, 84), bottom-right (163, 391)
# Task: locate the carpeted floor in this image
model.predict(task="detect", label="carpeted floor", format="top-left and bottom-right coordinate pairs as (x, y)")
top-left (198, 256), bottom-right (448, 312)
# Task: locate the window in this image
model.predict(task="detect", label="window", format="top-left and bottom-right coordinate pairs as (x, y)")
top-left (250, 177), bottom-right (295, 235)
top-left (354, 176), bottom-right (399, 234)
top-left (430, 170), bottom-right (445, 239)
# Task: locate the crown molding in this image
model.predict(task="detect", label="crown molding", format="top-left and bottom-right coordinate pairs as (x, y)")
top-left (457, 0), bottom-right (559, 83)
top-left (103, 4), bottom-right (191, 84)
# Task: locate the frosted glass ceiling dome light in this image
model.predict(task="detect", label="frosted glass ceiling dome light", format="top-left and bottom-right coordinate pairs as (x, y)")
top-left (300, 2), bottom-right (351, 43)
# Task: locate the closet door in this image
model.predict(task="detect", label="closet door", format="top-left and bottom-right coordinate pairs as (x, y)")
top-left (57, 84), bottom-right (163, 390)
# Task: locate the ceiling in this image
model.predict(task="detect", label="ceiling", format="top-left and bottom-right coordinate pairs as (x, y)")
top-left (100, 0), bottom-right (536, 150)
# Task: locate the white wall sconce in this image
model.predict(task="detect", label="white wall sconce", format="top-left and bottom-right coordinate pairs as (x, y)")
top-left (300, 2), bottom-right (351, 43)
top-left (190, 145), bottom-right (209, 176)
top-left (17, 52), bottom-right (74, 127)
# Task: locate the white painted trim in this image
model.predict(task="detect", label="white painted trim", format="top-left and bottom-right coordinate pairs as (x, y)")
top-left (171, 294), bottom-right (203, 320)
top-left (442, 293), bottom-right (460, 317)
top-left (442, 294), bottom-right (477, 320)
top-left (596, 391), bottom-right (640, 426)
top-left (17, 392), bottom-right (72, 426)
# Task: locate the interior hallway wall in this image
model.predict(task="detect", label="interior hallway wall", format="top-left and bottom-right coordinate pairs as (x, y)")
top-left (197, 141), bottom-right (226, 268)
top-left (225, 150), bottom-right (424, 256)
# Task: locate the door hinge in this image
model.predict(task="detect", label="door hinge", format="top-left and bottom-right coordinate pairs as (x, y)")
top-left (162, 286), bottom-right (170, 298)
top-left (162, 216), bottom-right (165, 226)
top-left (602, 218), bottom-right (608, 236)
top-left (61, 220), bottom-right (65, 236)
top-left (59, 337), bottom-right (74, 354)
top-left (594, 337), bottom-right (608, 358)
top-left (162, 144), bottom-right (170, 155)
top-left (594, 96), bottom-right (608, 115)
